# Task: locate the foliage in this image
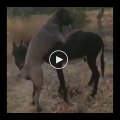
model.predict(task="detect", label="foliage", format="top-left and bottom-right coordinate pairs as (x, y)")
top-left (7, 7), bottom-right (112, 34)
top-left (7, 7), bottom-right (92, 28)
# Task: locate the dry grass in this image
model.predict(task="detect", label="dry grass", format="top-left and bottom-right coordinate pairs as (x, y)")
top-left (84, 8), bottom-right (113, 33)
top-left (7, 15), bottom-right (48, 43)
top-left (7, 15), bottom-right (48, 59)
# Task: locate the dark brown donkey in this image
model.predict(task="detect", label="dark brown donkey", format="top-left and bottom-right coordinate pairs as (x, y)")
top-left (12, 30), bottom-right (105, 109)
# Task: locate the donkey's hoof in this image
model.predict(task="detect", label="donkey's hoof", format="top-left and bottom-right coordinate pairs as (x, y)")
top-left (30, 101), bottom-right (35, 105)
top-left (36, 106), bottom-right (42, 112)
top-left (90, 93), bottom-right (95, 98)
top-left (63, 98), bottom-right (69, 103)
top-left (58, 90), bottom-right (63, 98)
top-left (88, 81), bottom-right (93, 86)
top-left (58, 88), bottom-right (62, 93)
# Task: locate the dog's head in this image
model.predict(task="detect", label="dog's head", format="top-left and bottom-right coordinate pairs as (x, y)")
top-left (56, 8), bottom-right (74, 27)
top-left (12, 40), bottom-right (27, 70)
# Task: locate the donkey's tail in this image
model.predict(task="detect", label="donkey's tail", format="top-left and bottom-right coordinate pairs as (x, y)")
top-left (100, 43), bottom-right (105, 78)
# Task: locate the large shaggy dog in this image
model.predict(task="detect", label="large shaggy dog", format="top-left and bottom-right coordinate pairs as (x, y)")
top-left (16, 8), bottom-right (73, 111)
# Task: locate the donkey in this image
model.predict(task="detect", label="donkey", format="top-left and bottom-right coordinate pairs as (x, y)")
top-left (13, 30), bottom-right (105, 110)
top-left (15, 8), bottom-right (74, 111)
top-left (13, 34), bottom-right (86, 105)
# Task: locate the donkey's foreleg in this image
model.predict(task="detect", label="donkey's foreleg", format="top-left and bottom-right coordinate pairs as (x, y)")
top-left (56, 68), bottom-right (68, 102)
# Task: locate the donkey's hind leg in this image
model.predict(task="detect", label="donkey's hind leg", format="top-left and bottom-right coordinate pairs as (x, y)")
top-left (87, 57), bottom-right (95, 86)
top-left (30, 64), bottom-right (43, 112)
top-left (87, 74), bottom-right (94, 86)
top-left (87, 56), bottom-right (100, 97)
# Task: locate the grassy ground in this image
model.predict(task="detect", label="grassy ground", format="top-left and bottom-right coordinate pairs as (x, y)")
top-left (7, 9), bottom-right (113, 113)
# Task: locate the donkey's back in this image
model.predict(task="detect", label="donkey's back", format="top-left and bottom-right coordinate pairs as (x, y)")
top-left (43, 30), bottom-right (104, 61)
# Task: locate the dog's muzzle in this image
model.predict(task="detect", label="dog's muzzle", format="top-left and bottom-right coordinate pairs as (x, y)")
top-left (15, 73), bottom-right (21, 81)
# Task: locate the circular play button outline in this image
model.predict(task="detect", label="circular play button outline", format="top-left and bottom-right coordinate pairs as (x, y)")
top-left (49, 50), bottom-right (68, 69)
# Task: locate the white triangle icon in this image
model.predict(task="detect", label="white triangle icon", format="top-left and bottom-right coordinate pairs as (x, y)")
top-left (56, 56), bottom-right (63, 64)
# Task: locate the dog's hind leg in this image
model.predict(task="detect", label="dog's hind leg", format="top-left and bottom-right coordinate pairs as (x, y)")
top-left (30, 64), bottom-right (43, 112)
top-left (30, 84), bottom-right (35, 105)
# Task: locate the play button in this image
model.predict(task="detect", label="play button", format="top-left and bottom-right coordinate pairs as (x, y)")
top-left (56, 56), bottom-right (63, 64)
top-left (49, 50), bottom-right (68, 69)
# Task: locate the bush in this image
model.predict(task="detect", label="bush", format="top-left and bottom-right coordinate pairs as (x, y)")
top-left (7, 7), bottom-right (89, 28)
top-left (70, 8), bottom-right (89, 28)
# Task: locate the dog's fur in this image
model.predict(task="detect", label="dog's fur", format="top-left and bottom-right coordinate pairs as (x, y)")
top-left (16, 8), bottom-right (73, 111)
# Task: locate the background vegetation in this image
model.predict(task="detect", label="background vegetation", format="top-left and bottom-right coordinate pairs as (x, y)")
top-left (7, 7), bottom-right (111, 16)
top-left (7, 7), bottom-right (112, 29)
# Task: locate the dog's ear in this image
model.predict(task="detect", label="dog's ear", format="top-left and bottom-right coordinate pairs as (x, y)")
top-left (56, 8), bottom-right (66, 18)
top-left (56, 8), bottom-right (73, 26)
top-left (12, 42), bottom-right (17, 55)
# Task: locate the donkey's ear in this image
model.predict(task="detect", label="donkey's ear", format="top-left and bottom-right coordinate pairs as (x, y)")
top-left (12, 42), bottom-right (17, 55)
top-left (19, 40), bottom-right (23, 47)
top-left (13, 42), bottom-right (16, 49)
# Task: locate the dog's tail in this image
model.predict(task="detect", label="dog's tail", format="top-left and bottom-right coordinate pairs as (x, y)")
top-left (100, 43), bottom-right (105, 78)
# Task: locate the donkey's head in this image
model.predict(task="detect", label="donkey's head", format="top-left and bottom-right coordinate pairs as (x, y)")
top-left (12, 40), bottom-right (28, 70)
